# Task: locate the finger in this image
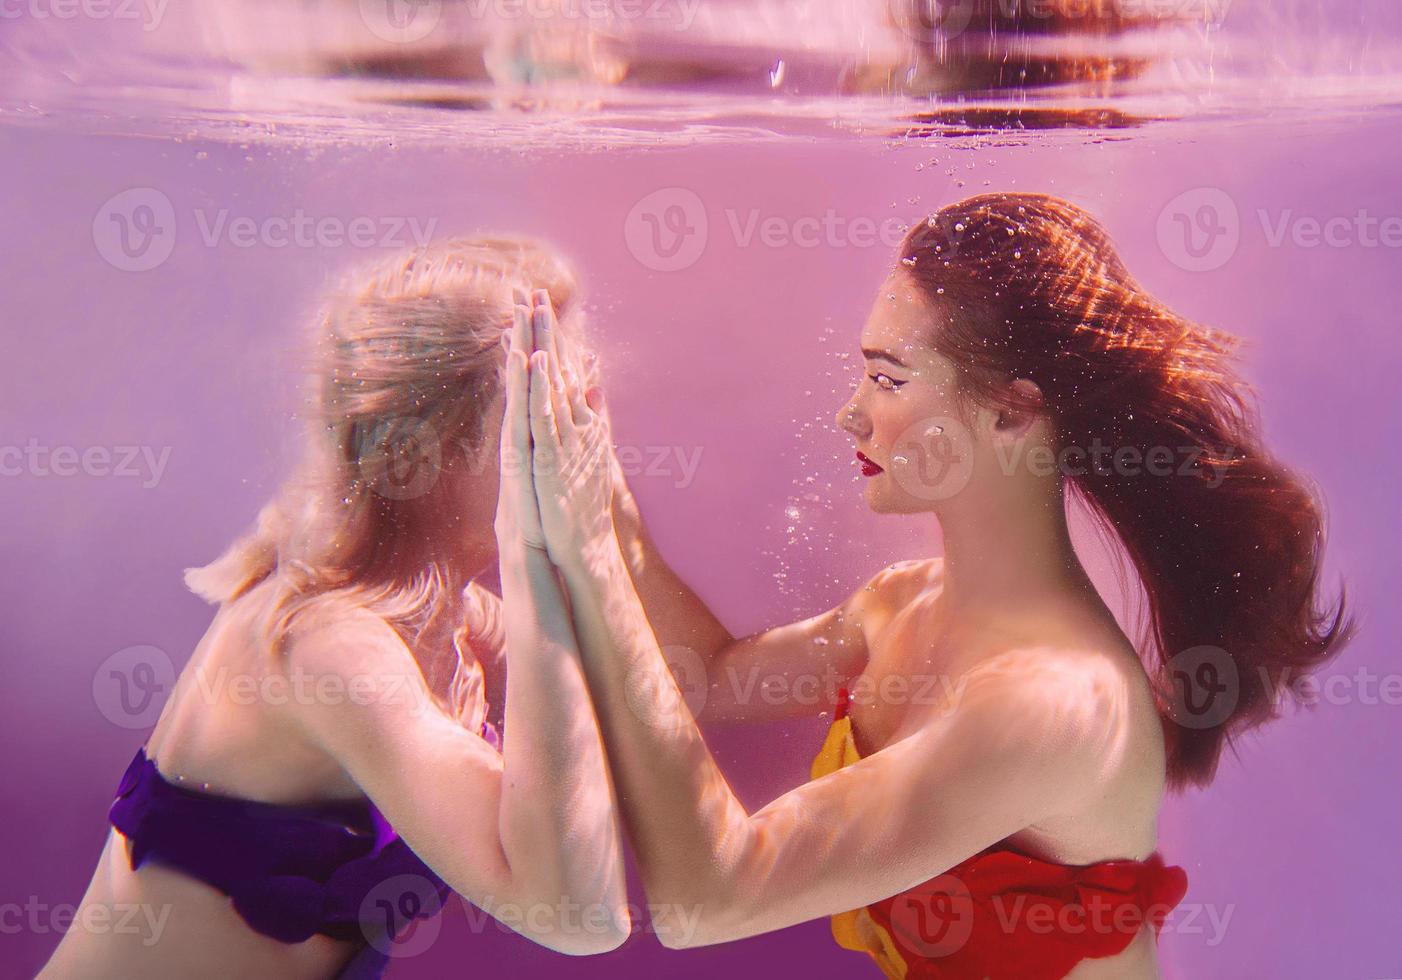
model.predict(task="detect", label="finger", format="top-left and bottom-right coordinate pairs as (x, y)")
top-left (532, 289), bottom-right (558, 360)
top-left (502, 347), bottom-right (531, 466)
top-left (546, 354), bottom-right (577, 451)
top-left (561, 361), bottom-right (590, 425)
top-left (511, 298), bottom-right (534, 361)
top-left (529, 350), bottom-right (560, 462)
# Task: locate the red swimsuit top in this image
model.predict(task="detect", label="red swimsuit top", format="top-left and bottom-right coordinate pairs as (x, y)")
top-left (808, 687), bottom-right (1188, 980)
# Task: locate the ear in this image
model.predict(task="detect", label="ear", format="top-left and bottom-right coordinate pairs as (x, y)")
top-left (993, 378), bottom-right (1045, 439)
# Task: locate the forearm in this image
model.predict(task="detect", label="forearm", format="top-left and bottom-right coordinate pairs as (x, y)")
top-left (558, 535), bottom-right (750, 916)
top-left (495, 546), bottom-right (629, 945)
top-left (613, 514), bottom-right (735, 667)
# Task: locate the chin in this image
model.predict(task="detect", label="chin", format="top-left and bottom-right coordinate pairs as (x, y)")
top-left (863, 480), bottom-right (901, 514)
top-left (865, 480), bottom-right (935, 516)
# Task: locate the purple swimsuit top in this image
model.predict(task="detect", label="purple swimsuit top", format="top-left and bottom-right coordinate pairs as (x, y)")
top-left (108, 720), bottom-right (500, 956)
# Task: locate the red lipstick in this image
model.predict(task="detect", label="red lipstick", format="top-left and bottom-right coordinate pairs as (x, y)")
top-left (856, 451), bottom-right (883, 477)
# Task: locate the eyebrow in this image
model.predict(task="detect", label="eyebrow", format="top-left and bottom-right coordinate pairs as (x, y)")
top-left (861, 347), bottom-right (910, 369)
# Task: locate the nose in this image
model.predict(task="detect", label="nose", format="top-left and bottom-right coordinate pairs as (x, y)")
top-left (836, 398), bottom-right (871, 440)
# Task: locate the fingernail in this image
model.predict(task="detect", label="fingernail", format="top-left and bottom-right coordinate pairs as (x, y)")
top-left (533, 288), bottom-right (549, 305)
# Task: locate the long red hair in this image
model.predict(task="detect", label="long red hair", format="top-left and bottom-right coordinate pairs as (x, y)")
top-left (900, 193), bottom-right (1356, 791)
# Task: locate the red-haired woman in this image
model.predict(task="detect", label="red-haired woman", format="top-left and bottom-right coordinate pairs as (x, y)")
top-left (521, 193), bottom-right (1355, 979)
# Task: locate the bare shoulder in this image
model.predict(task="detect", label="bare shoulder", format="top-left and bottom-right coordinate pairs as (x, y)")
top-left (848, 557), bottom-right (944, 614)
top-left (949, 645), bottom-right (1131, 760)
top-left (280, 596), bottom-right (412, 677)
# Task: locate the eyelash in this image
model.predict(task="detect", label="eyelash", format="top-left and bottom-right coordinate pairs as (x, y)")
top-left (868, 372), bottom-right (906, 391)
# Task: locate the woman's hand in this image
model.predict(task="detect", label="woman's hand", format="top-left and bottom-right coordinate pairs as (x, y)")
top-left (523, 290), bottom-right (617, 573)
top-left (493, 296), bottom-right (549, 557)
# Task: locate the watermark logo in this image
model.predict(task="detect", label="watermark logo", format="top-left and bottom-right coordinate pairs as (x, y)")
top-left (1156, 187), bottom-right (1240, 272)
top-left (1160, 188), bottom-right (1402, 271)
top-left (887, 873), bottom-right (975, 958)
top-left (93, 644), bottom-right (175, 729)
top-left (1163, 644), bottom-right (1238, 730)
top-left (887, 0), bottom-right (977, 44)
top-left (359, 0), bottom-right (442, 43)
top-left (93, 188), bottom-right (177, 272)
top-left (0, 0), bottom-right (171, 33)
top-left (623, 644), bottom-right (708, 732)
top-left (624, 187), bottom-right (708, 272)
top-left (355, 416), bottom-right (444, 501)
top-left (94, 189), bottom-right (440, 271)
top-left (0, 898), bottom-right (171, 944)
top-left (360, 873), bottom-right (446, 958)
top-left (888, 416), bottom-right (976, 502)
top-left (0, 441), bottom-right (171, 488)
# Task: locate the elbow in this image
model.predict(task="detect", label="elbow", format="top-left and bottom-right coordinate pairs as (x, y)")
top-left (653, 902), bottom-right (734, 950)
top-left (644, 881), bottom-right (735, 950)
top-left (531, 916), bottom-right (631, 956)
top-left (504, 887), bottom-right (633, 956)
top-left (537, 934), bottom-right (626, 957)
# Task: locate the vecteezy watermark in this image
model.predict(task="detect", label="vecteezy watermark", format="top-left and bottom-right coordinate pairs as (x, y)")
top-left (624, 651), bottom-right (980, 725)
top-left (92, 188), bottom-right (178, 273)
top-left (0, 441), bottom-right (172, 488)
top-left (1163, 645), bottom-right (1239, 731)
top-left (458, 894), bottom-right (701, 947)
top-left (0, 0), bottom-right (169, 32)
top-left (93, 645), bottom-right (176, 729)
top-left (92, 187), bottom-right (440, 272)
top-left (359, 0), bottom-right (443, 43)
top-left (187, 664), bottom-right (447, 717)
top-left (894, 888), bottom-right (1234, 953)
top-left (623, 188), bottom-right (920, 272)
top-left (358, 0), bottom-right (701, 44)
top-left (886, 0), bottom-right (976, 44)
top-left (360, 873), bottom-right (447, 958)
top-left (1272, 665), bottom-right (1402, 709)
top-left (1156, 187), bottom-right (1241, 273)
top-left (886, 874), bottom-right (977, 958)
top-left (1158, 187), bottom-right (1402, 272)
top-left (884, 862), bottom-right (1233, 960)
top-left (353, 415), bottom-right (706, 502)
top-left (356, 417), bottom-right (445, 502)
top-left (0, 898), bottom-right (172, 945)
top-left (877, 415), bottom-right (1230, 504)
top-left (887, 416), bottom-right (977, 503)
top-left (993, 438), bottom-right (1229, 488)
top-left (624, 188), bottom-right (709, 272)
top-left (721, 663), bottom-right (971, 715)
top-left (624, 644), bottom-right (709, 733)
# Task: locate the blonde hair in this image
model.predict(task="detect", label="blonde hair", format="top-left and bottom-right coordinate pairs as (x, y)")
top-left (185, 236), bottom-right (583, 653)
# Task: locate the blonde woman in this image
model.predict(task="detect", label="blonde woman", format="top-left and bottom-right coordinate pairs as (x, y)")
top-left (45, 240), bottom-right (629, 979)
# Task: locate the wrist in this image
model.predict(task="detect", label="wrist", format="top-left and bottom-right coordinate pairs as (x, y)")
top-left (556, 528), bottom-right (626, 588)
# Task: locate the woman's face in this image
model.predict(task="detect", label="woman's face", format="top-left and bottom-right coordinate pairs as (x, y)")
top-left (834, 270), bottom-right (983, 514)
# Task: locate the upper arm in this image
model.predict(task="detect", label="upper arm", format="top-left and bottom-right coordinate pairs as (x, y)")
top-left (701, 559), bottom-right (938, 723)
top-left (682, 647), bottom-right (1127, 945)
top-left (280, 606), bottom-right (514, 900)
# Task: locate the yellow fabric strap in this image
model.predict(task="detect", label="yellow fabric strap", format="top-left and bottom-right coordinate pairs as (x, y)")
top-left (809, 715), bottom-right (908, 979)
